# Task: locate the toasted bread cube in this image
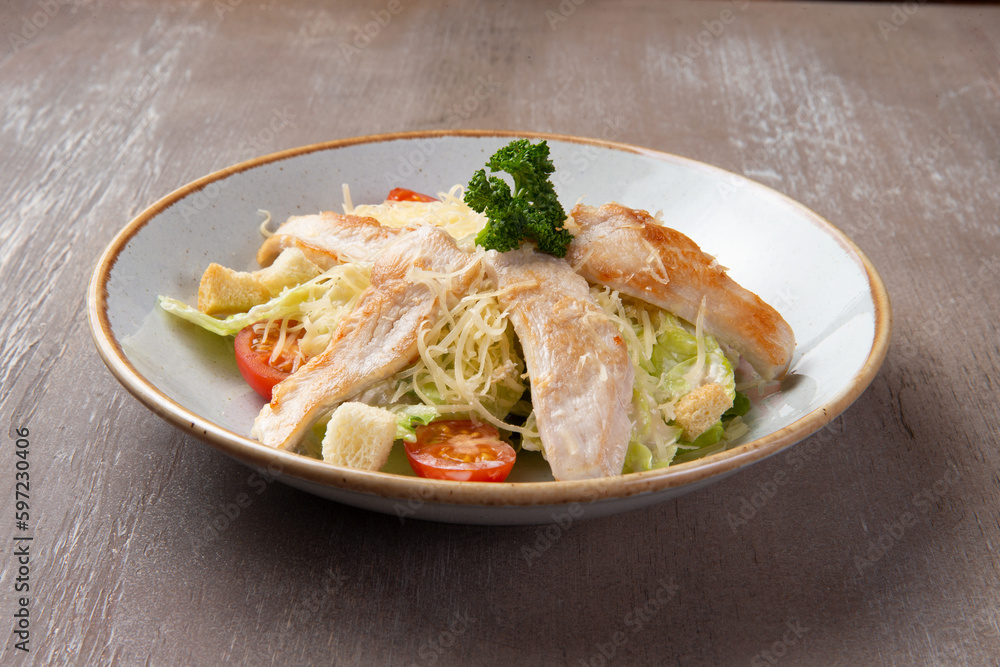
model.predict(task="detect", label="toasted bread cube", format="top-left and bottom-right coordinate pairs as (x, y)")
top-left (321, 402), bottom-right (398, 471)
top-left (674, 382), bottom-right (732, 440)
top-left (197, 263), bottom-right (270, 315)
top-left (197, 248), bottom-right (322, 316)
top-left (256, 248), bottom-right (322, 295)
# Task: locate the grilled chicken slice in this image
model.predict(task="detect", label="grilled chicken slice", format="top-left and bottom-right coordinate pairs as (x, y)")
top-left (252, 226), bottom-right (480, 451)
top-left (484, 247), bottom-right (634, 480)
top-left (567, 203), bottom-right (795, 380)
top-left (257, 212), bottom-right (401, 269)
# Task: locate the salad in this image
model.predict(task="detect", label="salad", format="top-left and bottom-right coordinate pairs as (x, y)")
top-left (159, 140), bottom-right (794, 482)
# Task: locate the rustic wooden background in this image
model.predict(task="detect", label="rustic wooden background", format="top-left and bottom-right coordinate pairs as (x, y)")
top-left (1, 0), bottom-right (998, 665)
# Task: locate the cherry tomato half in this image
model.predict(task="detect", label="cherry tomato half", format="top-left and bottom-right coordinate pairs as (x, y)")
top-left (234, 321), bottom-right (303, 401)
top-left (386, 188), bottom-right (437, 202)
top-left (405, 420), bottom-right (516, 482)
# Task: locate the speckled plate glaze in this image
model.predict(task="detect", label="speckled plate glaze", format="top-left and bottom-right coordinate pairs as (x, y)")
top-left (87, 130), bottom-right (891, 525)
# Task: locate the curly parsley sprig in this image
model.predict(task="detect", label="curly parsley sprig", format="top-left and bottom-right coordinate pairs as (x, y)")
top-left (464, 139), bottom-right (573, 258)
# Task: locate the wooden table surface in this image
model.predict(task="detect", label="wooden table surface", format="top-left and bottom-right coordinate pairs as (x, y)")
top-left (2, 0), bottom-right (999, 664)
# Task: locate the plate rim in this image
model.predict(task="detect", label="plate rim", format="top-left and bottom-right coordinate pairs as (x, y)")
top-left (87, 129), bottom-right (893, 508)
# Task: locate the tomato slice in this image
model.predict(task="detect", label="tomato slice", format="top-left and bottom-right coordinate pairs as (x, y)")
top-left (405, 420), bottom-right (516, 482)
top-left (386, 188), bottom-right (437, 202)
top-left (234, 321), bottom-right (304, 401)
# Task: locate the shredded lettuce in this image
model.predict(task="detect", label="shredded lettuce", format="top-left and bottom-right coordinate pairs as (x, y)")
top-left (388, 404), bottom-right (440, 442)
top-left (672, 422), bottom-right (727, 464)
top-left (157, 263), bottom-right (370, 342)
top-left (158, 296), bottom-right (263, 336)
top-left (590, 287), bottom-right (741, 473)
top-left (518, 411), bottom-right (542, 453)
top-left (623, 442), bottom-right (653, 474)
top-left (663, 352), bottom-right (736, 400)
top-left (724, 391), bottom-right (751, 419)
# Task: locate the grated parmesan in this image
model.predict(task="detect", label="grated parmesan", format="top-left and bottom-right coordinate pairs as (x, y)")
top-left (343, 184), bottom-right (488, 247)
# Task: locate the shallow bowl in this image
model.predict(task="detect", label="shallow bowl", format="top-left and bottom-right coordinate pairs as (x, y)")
top-left (88, 130), bottom-right (891, 524)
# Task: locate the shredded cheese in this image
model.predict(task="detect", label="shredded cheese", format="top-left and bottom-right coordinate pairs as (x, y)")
top-left (258, 209), bottom-right (275, 238)
top-left (343, 184), bottom-right (488, 245)
top-left (259, 263), bottom-right (371, 362)
top-left (682, 297), bottom-right (709, 389)
top-left (388, 265), bottom-right (532, 435)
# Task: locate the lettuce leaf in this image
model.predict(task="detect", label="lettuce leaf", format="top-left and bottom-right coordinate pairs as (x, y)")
top-left (388, 404), bottom-right (440, 442)
top-left (157, 282), bottom-right (317, 337)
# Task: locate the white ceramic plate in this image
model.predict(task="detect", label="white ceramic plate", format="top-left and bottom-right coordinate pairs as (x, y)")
top-left (88, 130), bottom-right (891, 525)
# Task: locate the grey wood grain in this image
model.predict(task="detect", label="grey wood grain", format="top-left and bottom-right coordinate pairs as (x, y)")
top-left (1, 0), bottom-right (998, 665)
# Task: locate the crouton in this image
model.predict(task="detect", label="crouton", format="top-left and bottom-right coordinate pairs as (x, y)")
top-left (321, 402), bottom-right (398, 471)
top-left (674, 382), bottom-right (732, 440)
top-left (197, 263), bottom-right (270, 315)
top-left (256, 248), bottom-right (322, 295)
top-left (197, 248), bottom-right (322, 316)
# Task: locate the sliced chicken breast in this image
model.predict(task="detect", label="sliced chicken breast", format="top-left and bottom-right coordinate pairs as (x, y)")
top-left (257, 212), bottom-right (401, 269)
top-left (567, 203), bottom-right (795, 380)
top-left (484, 247), bottom-right (634, 480)
top-left (252, 226), bottom-right (480, 451)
